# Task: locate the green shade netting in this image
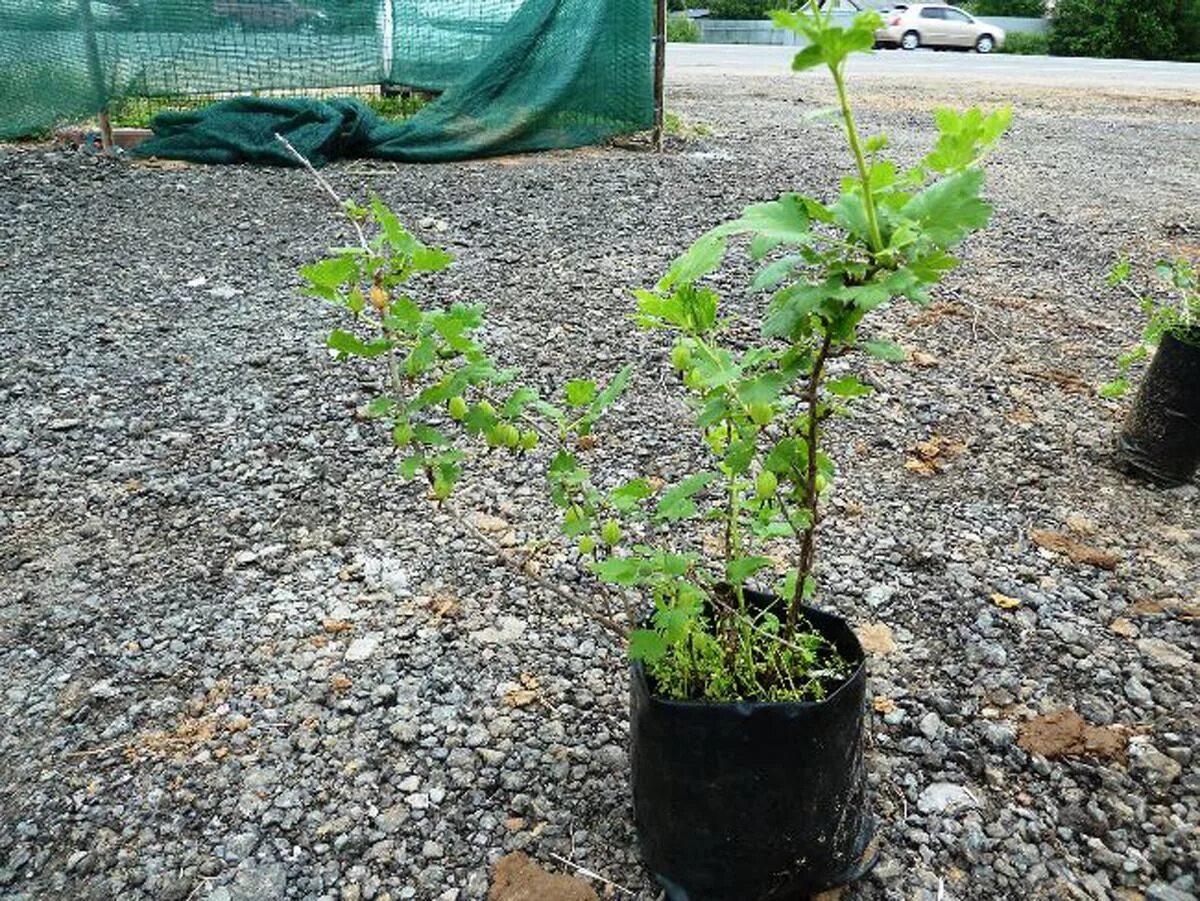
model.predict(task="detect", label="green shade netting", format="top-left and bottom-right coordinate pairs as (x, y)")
top-left (0, 0), bottom-right (653, 163)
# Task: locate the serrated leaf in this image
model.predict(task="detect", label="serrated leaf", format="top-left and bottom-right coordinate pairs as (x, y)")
top-left (750, 255), bottom-right (804, 294)
top-left (398, 454), bottom-right (425, 479)
top-left (327, 329), bottom-right (392, 358)
top-left (300, 255), bottom-right (357, 297)
top-left (901, 169), bottom-right (991, 247)
top-left (503, 387), bottom-right (538, 418)
top-left (565, 380), bottom-right (597, 407)
top-left (412, 424), bottom-right (449, 446)
top-left (591, 557), bottom-right (644, 586)
top-left (655, 471), bottom-right (719, 523)
top-left (863, 339), bottom-right (907, 362)
top-left (609, 479), bottom-right (654, 512)
top-left (727, 556), bottom-right (772, 586)
top-left (659, 235), bottom-right (727, 290)
top-left (627, 629), bottom-right (668, 663)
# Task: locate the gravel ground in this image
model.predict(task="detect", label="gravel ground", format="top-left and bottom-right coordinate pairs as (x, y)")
top-left (1, 65), bottom-right (1198, 901)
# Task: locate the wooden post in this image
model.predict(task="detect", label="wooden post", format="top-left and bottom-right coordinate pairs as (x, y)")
top-left (652, 0), bottom-right (667, 152)
top-left (79, 0), bottom-right (113, 150)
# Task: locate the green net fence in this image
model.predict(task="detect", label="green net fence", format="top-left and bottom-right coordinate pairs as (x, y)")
top-left (0, 0), bottom-right (654, 162)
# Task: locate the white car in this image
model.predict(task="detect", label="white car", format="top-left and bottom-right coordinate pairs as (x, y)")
top-left (876, 4), bottom-right (1006, 53)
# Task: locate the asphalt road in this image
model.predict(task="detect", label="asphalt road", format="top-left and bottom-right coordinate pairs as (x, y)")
top-left (668, 43), bottom-right (1200, 92)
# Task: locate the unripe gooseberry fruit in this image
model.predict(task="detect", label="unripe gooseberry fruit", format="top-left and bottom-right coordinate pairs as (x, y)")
top-left (748, 402), bottom-right (774, 426)
top-left (684, 370), bottom-right (704, 392)
top-left (670, 343), bottom-right (692, 371)
top-left (815, 473), bottom-right (829, 493)
top-left (476, 400), bottom-right (496, 418)
top-left (392, 423), bottom-right (413, 447)
top-left (447, 396), bottom-right (468, 421)
top-left (601, 519), bottom-right (622, 546)
top-left (499, 423), bottom-right (521, 448)
top-left (520, 430), bottom-right (538, 450)
top-left (577, 536), bottom-right (597, 555)
top-left (755, 470), bottom-right (778, 500)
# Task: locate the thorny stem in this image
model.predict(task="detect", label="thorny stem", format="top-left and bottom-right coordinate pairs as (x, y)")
top-left (282, 131), bottom-right (630, 645)
top-left (275, 133), bottom-right (370, 252)
top-left (787, 332), bottom-right (832, 640)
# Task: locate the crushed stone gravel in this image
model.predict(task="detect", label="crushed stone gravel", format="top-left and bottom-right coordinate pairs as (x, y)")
top-left (1, 66), bottom-right (1198, 901)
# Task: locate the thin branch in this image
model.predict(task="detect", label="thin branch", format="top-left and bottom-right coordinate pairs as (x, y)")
top-left (546, 853), bottom-right (637, 897)
top-left (445, 498), bottom-right (627, 641)
top-left (274, 133), bottom-right (370, 252)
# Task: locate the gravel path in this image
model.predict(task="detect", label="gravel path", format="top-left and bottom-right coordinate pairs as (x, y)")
top-left (1, 66), bottom-right (1198, 901)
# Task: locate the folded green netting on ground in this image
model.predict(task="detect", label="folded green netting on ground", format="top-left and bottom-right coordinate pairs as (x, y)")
top-left (1, 0), bottom-right (653, 163)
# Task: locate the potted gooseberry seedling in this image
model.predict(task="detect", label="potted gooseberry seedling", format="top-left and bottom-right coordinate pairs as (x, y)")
top-left (1101, 258), bottom-right (1200, 486)
top-left (293, 3), bottom-right (1008, 896)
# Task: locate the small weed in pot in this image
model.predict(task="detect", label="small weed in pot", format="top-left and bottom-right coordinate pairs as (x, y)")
top-left (290, 0), bottom-right (1009, 888)
top-left (1102, 258), bottom-right (1200, 485)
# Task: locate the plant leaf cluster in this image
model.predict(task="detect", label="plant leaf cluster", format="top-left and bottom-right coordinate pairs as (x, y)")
top-left (1101, 257), bottom-right (1199, 398)
top-left (300, 3), bottom-right (1009, 704)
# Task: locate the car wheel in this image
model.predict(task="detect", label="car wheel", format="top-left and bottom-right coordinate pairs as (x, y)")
top-left (976, 34), bottom-right (995, 53)
top-left (901, 31), bottom-right (920, 50)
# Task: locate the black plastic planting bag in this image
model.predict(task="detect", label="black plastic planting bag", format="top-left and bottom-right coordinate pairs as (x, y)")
top-left (1118, 329), bottom-right (1200, 486)
top-left (630, 592), bottom-right (876, 901)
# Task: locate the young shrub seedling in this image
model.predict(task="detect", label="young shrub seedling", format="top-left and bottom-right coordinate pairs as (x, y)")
top-left (1101, 257), bottom-right (1198, 397)
top-left (295, 0), bottom-right (1008, 703)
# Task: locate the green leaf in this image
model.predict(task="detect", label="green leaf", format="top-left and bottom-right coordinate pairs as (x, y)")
top-left (362, 396), bottom-right (395, 419)
top-left (655, 471), bottom-right (719, 523)
top-left (327, 329), bottom-right (392, 358)
top-left (1099, 379), bottom-right (1130, 398)
top-left (382, 296), bottom-right (422, 334)
top-left (727, 556), bottom-right (772, 586)
top-left (405, 336), bottom-right (437, 375)
top-left (750, 255), bottom-right (804, 294)
top-left (627, 629), bottom-right (668, 663)
top-left (565, 380), bottom-right (597, 407)
top-left (370, 195), bottom-right (411, 250)
top-left (591, 557), bottom-right (644, 586)
top-left (412, 425), bottom-right (450, 446)
top-left (300, 255), bottom-right (357, 299)
top-left (763, 281), bottom-right (833, 339)
top-left (578, 363), bottom-right (634, 434)
top-left (789, 43), bottom-right (824, 72)
top-left (863, 339), bottom-right (907, 362)
top-left (900, 169), bottom-right (992, 247)
top-left (826, 376), bottom-right (874, 398)
top-left (609, 479), bottom-right (654, 512)
top-left (712, 194), bottom-right (813, 246)
top-left (659, 235), bottom-right (727, 290)
top-left (736, 372), bottom-right (788, 406)
top-left (411, 246), bottom-right (453, 272)
top-left (398, 454), bottom-right (425, 479)
top-left (503, 387), bottom-right (538, 418)
top-left (724, 438), bottom-right (755, 475)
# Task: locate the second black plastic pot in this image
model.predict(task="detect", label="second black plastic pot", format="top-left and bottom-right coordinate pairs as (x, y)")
top-left (630, 590), bottom-right (876, 901)
top-left (1117, 328), bottom-right (1200, 486)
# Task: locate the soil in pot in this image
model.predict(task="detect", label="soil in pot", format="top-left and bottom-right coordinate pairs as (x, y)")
top-left (630, 590), bottom-right (876, 901)
top-left (1117, 328), bottom-right (1200, 486)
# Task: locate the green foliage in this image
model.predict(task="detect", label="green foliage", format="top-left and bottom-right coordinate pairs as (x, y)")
top-left (706, 0), bottom-right (775, 20)
top-left (619, 2), bottom-right (1008, 701)
top-left (666, 13), bottom-right (701, 42)
top-left (1050, 0), bottom-right (1198, 60)
top-left (998, 32), bottom-right (1049, 54)
top-left (1101, 258), bottom-right (1199, 397)
top-left (964, 0), bottom-right (1045, 16)
top-left (300, 195), bottom-right (556, 501)
top-left (301, 1), bottom-right (1007, 705)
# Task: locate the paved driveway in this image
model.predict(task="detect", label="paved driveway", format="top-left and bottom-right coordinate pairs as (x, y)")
top-left (669, 43), bottom-right (1200, 92)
